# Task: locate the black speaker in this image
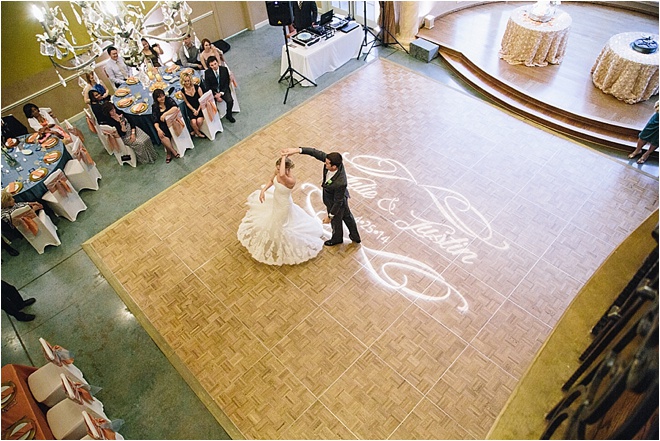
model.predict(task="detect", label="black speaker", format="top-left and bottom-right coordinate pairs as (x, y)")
top-left (266, 1), bottom-right (293, 26)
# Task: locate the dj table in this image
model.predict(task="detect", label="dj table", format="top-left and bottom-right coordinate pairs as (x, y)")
top-left (280, 24), bottom-right (363, 87)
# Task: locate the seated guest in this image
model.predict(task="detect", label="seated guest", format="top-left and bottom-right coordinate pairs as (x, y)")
top-left (104, 46), bottom-right (131, 88)
top-left (180, 72), bottom-right (206, 138)
top-left (200, 38), bottom-right (223, 70)
top-left (141, 38), bottom-right (163, 67)
top-left (88, 90), bottom-right (112, 125)
top-left (177, 34), bottom-right (203, 70)
top-left (203, 56), bottom-right (235, 123)
top-left (23, 103), bottom-right (71, 143)
top-left (1, 190), bottom-right (43, 229)
top-left (101, 102), bottom-right (158, 165)
top-left (82, 71), bottom-right (109, 104)
top-left (151, 89), bottom-right (181, 163)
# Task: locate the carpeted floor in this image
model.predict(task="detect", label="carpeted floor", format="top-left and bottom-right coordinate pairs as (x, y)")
top-left (83, 59), bottom-right (659, 439)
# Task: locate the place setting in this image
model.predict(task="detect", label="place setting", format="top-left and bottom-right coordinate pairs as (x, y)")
top-left (114, 87), bottom-right (132, 97)
top-left (28, 167), bottom-right (49, 182)
top-left (116, 96), bottom-right (135, 108)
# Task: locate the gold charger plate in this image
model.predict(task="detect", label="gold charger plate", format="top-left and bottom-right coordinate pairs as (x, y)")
top-left (126, 77), bottom-right (138, 85)
top-left (192, 77), bottom-right (201, 85)
top-left (115, 88), bottom-right (131, 97)
top-left (131, 102), bottom-right (148, 114)
top-left (29, 167), bottom-right (49, 182)
top-left (43, 150), bottom-right (62, 164)
top-left (41, 137), bottom-right (59, 149)
top-left (174, 91), bottom-right (184, 100)
top-left (149, 81), bottom-right (167, 92)
top-left (5, 181), bottom-right (23, 195)
top-left (5, 138), bottom-right (18, 148)
top-left (166, 65), bottom-right (180, 73)
top-left (117, 97), bottom-right (135, 108)
top-left (26, 133), bottom-right (39, 144)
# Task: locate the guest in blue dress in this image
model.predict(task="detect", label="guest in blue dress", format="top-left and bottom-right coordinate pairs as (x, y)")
top-left (629, 100), bottom-right (658, 164)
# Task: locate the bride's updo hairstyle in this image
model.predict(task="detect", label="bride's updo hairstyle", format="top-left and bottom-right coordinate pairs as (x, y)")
top-left (276, 157), bottom-right (294, 170)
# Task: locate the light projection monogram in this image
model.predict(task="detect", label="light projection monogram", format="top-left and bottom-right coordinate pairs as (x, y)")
top-left (300, 154), bottom-right (509, 313)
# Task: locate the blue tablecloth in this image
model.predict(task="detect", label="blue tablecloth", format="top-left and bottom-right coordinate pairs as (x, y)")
top-left (111, 67), bottom-right (204, 144)
top-left (1, 134), bottom-right (72, 203)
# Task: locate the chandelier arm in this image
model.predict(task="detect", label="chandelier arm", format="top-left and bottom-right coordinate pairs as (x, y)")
top-left (49, 56), bottom-right (97, 71)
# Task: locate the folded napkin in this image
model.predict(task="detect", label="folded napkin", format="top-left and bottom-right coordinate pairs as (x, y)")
top-left (61, 375), bottom-right (95, 405)
top-left (86, 417), bottom-right (124, 440)
top-left (42, 338), bottom-right (75, 366)
top-left (165, 109), bottom-right (186, 137)
top-left (46, 170), bottom-right (73, 197)
top-left (199, 92), bottom-right (218, 119)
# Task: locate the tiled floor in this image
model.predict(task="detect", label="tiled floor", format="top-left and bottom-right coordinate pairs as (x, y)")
top-left (83, 59), bottom-right (658, 439)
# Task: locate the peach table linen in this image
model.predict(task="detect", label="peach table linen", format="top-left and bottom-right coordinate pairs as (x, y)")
top-left (1, 364), bottom-right (55, 440)
top-left (591, 32), bottom-right (659, 104)
top-left (499, 6), bottom-right (572, 67)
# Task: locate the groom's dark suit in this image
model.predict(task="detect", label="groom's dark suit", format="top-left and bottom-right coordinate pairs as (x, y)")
top-left (300, 147), bottom-right (361, 244)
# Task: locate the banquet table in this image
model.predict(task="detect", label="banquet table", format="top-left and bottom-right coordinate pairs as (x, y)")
top-left (1, 134), bottom-right (72, 203)
top-left (110, 67), bottom-right (204, 144)
top-left (280, 26), bottom-right (363, 86)
top-left (1, 364), bottom-right (54, 440)
top-left (499, 5), bottom-right (572, 67)
top-left (591, 32), bottom-right (660, 104)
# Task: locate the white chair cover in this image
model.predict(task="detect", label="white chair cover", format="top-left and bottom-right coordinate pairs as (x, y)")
top-left (11, 205), bottom-right (61, 254)
top-left (64, 139), bottom-right (102, 191)
top-left (84, 107), bottom-right (112, 155)
top-left (46, 374), bottom-right (107, 440)
top-left (216, 82), bottom-right (240, 118)
top-left (166, 108), bottom-right (194, 157)
top-left (199, 90), bottom-right (223, 141)
top-left (99, 125), bottom-right (137, 167)
top-left (42, 170), bottom-right (88, 222)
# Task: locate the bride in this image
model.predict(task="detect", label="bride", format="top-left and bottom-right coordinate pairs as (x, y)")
top-left (237, 154), bottom-right (324, 265)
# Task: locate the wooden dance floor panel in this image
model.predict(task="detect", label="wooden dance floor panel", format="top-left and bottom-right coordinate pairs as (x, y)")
top-left (84, 60), bottom-right (658, 439)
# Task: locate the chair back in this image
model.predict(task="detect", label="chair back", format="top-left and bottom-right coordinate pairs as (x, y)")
top-left (99, 124), bottom-right (136, 167)
top-left (1, 114), bottom-right (29, 138)
top-left (199, 91), bottom-right (223, 141)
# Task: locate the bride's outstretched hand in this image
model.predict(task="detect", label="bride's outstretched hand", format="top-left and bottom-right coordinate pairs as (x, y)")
top-left (259, 190), bottom-right (266, 203)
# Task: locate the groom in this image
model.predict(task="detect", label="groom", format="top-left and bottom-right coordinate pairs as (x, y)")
top-left (281, 147), bottom-right (361, 246)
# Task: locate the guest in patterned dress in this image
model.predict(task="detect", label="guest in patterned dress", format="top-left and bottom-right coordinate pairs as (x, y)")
top-left (101, 102), bottom-right (158, 165)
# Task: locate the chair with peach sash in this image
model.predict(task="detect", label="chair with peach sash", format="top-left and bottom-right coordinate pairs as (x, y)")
top-left (10, 205), bottom-right (61, 254)
top-left (61, 119), bottom-right (86, 156)
top-left (64, 138), bottom-right (102, 192)
top-left (41, 169), bottom-right (88, 222)
top-left (27, 338), bottom-right (88, 408)
top-left (46, 373), bottom-right (107, 440)
top-left (99, 124), bottom-right (137, 167)
top-left (80, 411), bottom-right (125, 440)
top-left (199, 90), bottom-right (223, 141)
top-left (165, 107), bottom-right (194, 157)
top-left (84, 107), bottom-right (112, 155)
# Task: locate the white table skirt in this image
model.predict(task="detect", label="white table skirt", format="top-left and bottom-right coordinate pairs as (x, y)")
top-left (280, 27), bottom-right (363, 87)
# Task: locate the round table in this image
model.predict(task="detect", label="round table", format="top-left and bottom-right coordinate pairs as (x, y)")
top-left (1, 134), bottom-right (71, 203)
top-left (591, 32), bottom-right (660, 104)
top-left (499, 5), bottom-right (572, 67)
top-left (110, 67), bottom-right (204, 143)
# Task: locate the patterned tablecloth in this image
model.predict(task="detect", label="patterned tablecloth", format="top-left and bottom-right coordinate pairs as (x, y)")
top-left (499, 6), bottom-right (572, 67)
top-left (591, 32), bottom-right (660, 104)
top-left (1, 134), bottom-right (72, 203)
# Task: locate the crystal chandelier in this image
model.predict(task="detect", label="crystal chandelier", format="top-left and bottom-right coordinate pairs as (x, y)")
top-left (32, 1), bottom-right (195, 86)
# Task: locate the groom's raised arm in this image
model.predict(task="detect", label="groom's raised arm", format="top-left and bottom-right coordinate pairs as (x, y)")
top-left (280, 147), bottom-right (327, 162)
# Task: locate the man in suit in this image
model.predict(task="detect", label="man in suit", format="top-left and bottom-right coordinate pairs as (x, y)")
top-left (203, 56), bottom-right (235, 123)
top-left (292, 1), bottom-right (318, 32)
top-left (281, 147), bottom-right (361, 246)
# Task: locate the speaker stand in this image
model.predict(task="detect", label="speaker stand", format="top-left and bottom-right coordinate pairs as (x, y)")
top-left (357, 1), bottom-right (408, 61)
top-left (278, 26), bottom-right (317, 104)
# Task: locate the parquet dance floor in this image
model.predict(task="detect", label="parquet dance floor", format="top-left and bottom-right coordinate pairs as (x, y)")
top-left (84, 60), bottom-right (658, 439)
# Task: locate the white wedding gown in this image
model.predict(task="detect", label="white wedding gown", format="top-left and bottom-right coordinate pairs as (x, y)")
top-left (237, 180), bottom-right (324, 265)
